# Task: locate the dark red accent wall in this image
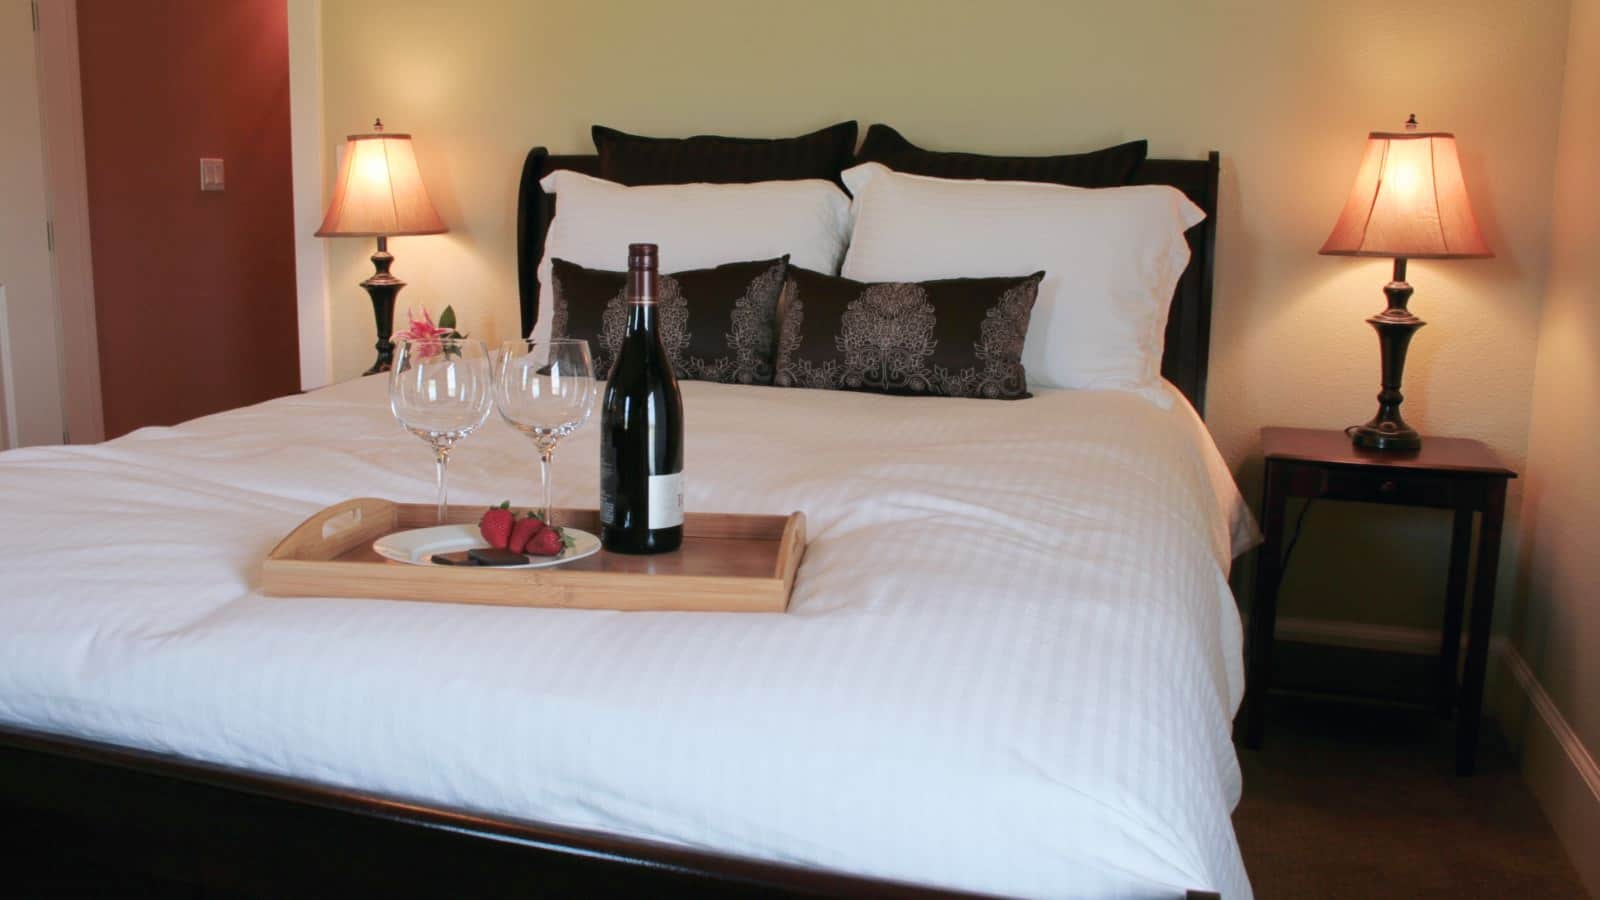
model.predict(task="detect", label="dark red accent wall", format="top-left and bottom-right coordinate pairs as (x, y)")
top-left (78, 0), bottom-right (300, 439)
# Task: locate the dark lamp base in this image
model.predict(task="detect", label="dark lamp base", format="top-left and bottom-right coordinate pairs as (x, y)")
top-left (1350, 257), bottom-right (1426, 453)
top-left (1349, 421), bottom-right (1422, 451)
top-left (359, 236), bottom-right (405, 376)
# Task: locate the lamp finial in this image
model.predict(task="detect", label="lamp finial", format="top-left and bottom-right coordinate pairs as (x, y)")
top-left (373, 117), bottom-right (384, 133)
top-left (1404, 113), bottom-right (1418, 131)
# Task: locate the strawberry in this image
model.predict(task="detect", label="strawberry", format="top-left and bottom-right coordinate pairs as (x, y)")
top-left (507, 512), bottom-right (546, 554)
top-left (478, 501), bottom-right (515, 550)
top-left (523, 525), bottom-right (566, 557)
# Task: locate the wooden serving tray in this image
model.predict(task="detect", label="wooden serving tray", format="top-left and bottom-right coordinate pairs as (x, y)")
top-left (262, 498), bottom-right (805, 612)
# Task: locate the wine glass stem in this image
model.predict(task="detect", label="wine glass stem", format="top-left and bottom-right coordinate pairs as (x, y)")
top-left (538, 447), bottom-right (555, 526)
top-left (434, 446), bottom-right (451, 524)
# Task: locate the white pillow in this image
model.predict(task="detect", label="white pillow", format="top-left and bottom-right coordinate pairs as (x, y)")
top-left (839, 162), bottom-right (1204, 403)
top-left (533, 170), bottom-right (852, 345)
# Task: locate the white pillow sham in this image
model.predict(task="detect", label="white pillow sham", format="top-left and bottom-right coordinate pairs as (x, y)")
top-left (533, 170), bottom-right (852, 346)
top-left (839, 162), bottom-right (1204, 403)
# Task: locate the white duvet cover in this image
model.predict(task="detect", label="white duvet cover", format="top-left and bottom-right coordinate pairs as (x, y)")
top-left (0, 376), bottom-right (1255, 899)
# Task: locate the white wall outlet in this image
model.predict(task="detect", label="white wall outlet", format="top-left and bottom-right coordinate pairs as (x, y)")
top-left (200, 158), bottom-right (224, 191)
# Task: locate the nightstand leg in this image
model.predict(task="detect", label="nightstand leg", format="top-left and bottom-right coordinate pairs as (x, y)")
top-left (1244, 461), bottom-right (1288, 749)
top-left (1437, 507), bottom-right (1473, 716)
top-left (1456, 485), bottom-right (1506, 776)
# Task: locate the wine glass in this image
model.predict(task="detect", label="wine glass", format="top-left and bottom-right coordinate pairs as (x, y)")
top-left (389, 336), bottom-right (493, 523)
top-left (494, 338), bottom-right (596, 526)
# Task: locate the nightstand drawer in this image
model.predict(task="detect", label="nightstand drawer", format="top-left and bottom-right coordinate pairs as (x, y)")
top-left (1319, 467), bottom-right (1457, 508)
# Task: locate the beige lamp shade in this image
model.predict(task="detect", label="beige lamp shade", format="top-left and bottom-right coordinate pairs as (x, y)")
top-left (315, 126), bottom-right (447, 237)
top-left (1320, 130), bottom-right (1491, 259)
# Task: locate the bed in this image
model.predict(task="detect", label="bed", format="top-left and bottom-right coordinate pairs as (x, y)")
top-left (0, 145), bottom-right (1249, 899)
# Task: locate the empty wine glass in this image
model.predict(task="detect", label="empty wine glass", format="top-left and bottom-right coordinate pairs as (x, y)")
top-left (389, 336), bottom-right (493, 523)
top-left (494, 338), bottom-right (596, 526)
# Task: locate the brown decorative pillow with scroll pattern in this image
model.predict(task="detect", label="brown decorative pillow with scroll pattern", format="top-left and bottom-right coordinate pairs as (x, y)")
top-left (774, 267), bottom-right (1043, 399)
top-left (550, 256), bottom-right (788, 385)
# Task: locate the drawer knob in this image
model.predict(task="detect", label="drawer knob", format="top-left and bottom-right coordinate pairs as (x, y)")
top-left (1379, 480), bottom-right (1398, 495)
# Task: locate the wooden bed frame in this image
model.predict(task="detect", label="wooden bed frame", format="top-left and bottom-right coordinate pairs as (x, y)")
top-left (2, 146), bottom-right (1225, 899)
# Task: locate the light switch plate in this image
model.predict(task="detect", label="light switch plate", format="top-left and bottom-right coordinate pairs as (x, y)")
top-left (200, 158), bottom-right (224, 191)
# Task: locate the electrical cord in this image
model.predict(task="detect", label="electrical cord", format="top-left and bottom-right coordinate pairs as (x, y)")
top-left (1276, 497), bottom-right (1315, 591)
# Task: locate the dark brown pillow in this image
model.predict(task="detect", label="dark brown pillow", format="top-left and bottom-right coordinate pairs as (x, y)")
top-left (775, 267), bottom-right (1043, 399)
top-left (550, 256), bottom-right (788, 385)
top-left (856, 124), bottom-right (1146, 187)
top-left (592, 122), bottom-right (858, 187)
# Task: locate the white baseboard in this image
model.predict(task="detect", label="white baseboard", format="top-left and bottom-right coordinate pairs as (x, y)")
top-left (1274, 617), bottom-right (1600, 895)
top-left (1497, 647), bottom-right (1600, 896)
top-left (1275, 616), bottom-right (1488, 655)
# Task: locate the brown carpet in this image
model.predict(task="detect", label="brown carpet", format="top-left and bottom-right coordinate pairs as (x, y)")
top-left (1235, 693), bottom-right (1588, 899)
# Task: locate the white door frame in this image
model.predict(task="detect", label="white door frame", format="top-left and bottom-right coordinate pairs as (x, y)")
top-left (35, 0), bottom-right (103, 443)
top-left (288, 0), bottom-right (332, 391)
top-left (2, 0), bottom-right (66, 446)
top-left (0, 285), bottom-right (14, 449)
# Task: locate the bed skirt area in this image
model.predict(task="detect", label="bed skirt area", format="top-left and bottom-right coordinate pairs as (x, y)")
top-left (1, 725), bottom-right (1223, 899)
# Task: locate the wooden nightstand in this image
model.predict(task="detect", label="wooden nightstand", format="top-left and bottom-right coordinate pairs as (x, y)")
top-left (1243, 427), bottom-right (1516, 775)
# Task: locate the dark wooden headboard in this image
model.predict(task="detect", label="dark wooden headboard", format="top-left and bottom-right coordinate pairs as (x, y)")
top-left (516, 149), bottom-right (1221, 416)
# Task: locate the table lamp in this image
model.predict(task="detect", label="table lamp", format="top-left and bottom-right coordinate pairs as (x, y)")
top-left (1319, 115), bottom-right (1492, 450)
top-left (316, 119), bottom-right (448, 375)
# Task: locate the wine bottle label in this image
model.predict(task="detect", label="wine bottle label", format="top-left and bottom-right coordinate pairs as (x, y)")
top-left (599, 456), bottom-right (617, 525)
top-left (647, 472), bottom-right (684, 529)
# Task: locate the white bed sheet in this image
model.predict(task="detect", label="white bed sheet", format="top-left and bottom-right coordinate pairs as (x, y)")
top-left (0, 376), bottom-right (1255, 899)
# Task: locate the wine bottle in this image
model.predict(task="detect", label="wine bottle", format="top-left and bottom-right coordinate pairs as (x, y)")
top-left (599, 243), bottom-right (684, 554)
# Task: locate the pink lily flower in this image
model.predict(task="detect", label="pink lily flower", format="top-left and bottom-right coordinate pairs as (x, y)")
top-left (397, 307), bottom-right (452, 359)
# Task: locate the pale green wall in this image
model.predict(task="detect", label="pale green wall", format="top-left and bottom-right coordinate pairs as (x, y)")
top-left (318, 0), bottom-right (1575, 633)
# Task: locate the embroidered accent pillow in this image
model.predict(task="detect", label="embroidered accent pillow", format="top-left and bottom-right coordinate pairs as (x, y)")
top-left (550, 256), bottom-right (788, 385)
top-left (774, 267), bottom-right (1043, 400)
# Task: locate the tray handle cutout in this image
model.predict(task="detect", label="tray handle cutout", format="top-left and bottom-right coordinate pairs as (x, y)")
top-left (322, 507), bottom-right (363, 540)
top-left (267, 497), bottom-right (396, 562)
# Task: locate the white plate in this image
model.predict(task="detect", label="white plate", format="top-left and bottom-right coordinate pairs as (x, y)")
top-left (373, 524), bottom-right (601, 569)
